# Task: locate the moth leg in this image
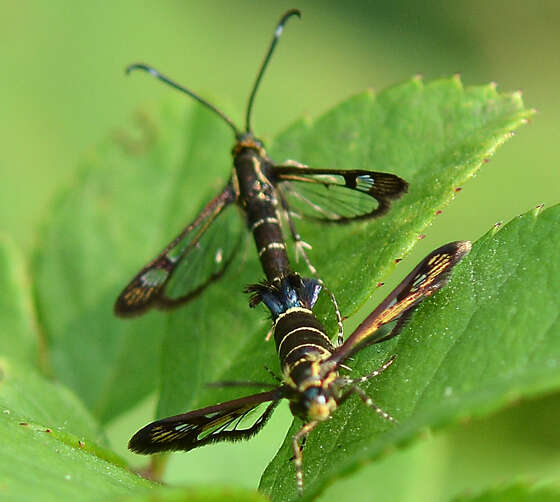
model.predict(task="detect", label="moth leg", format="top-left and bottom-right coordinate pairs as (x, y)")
top-left (276, 181), bottom-right (319, 274)
top-left (288, 435), bottom-right (308, 461)
top-left (278, 190), bottom-right (344, 345)
top-left (319, 282), bottom-right (344, 346)
top-left (351, 385), bottom-right (397, 423)
top-left (344, 355), bottom-right (397, 385)
top-left (292, 420), bottom-right (319, 496)
top-left (264, 326), bottom-right (274, 341)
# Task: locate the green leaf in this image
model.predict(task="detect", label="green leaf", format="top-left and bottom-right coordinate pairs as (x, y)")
top-left (271, 78), bottom-right (531, 316)
top-left (32, 100), bottom-right (233, 423)
top-left (260, 204), bottom-right (560, 500)
top-left (0, 354), bottom-right (152, 501)
top-left (1, 408), bottom-right (265, 502)
top-left (0, 234), bottom-right (38, 364)
top-left (0, 412), bottom-right (151, 502)
top-left (453, 482), bottom-right (560, 502)
top-left (0, 355), bottom-right (267, 501)
top-left (0, 357), bottom-right (103, 442)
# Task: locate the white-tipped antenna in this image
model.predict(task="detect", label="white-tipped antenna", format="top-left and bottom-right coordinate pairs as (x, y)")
top-left (245, 9), bottom-right (301, 134)
top-left (125, 9), bottom-right (301, 139)
top-left (125, 63), bottom-right (242, 139)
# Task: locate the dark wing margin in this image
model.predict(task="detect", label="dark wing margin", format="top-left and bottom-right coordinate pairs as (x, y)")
top-left (114, 184), bottom-right (240, 317)
top-left (128, 388), bottom-right (283, 454)
top-left (329, 241), bottom-right (471, 365)
top-left (272, 166), bottom-right (408, 222)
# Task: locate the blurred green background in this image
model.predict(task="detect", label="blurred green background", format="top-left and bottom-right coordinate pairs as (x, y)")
top-left (3, 1), bottom-right (559, 501)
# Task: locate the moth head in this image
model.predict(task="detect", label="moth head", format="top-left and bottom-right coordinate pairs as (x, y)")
top-left (233, 133), bottom-right (265, 156)
top-left (289, 385), bottom-right (337, 422)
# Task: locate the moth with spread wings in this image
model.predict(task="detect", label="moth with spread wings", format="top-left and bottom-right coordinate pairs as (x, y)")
top-left (114, 10), bottom-right (408, 317)
top-left (129, 241), bottom-right (471, 494)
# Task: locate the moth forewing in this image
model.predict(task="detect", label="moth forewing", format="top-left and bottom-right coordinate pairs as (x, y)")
top-left (273, 167), bottom-right (408, 222)
top-left (129, 388), bottom-right (283, 454)
top-left (330, 241), bottom-right (472, 365)
top-left (114, 186), bottom-right (238, 316)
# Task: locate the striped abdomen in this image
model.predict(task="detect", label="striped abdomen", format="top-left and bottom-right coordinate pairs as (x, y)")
top-left (235, 149), bottom-right (290, 281)
top-left (249, 206), bottom-right (289, 281)
top-left (273, 307), bottom-right (335, 379)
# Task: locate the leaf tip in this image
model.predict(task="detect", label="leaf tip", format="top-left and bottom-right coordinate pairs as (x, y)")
top-left (533, 203), bottom-right (545, 217)
top-left (410, 74), bottom-right (424, 91)
top-left (484, 80), bottom-right (500, 99)
top-left (452, 73), bottom-right (463, 89)
top-left (302, 114), bottom-right (313, 128)
top-left (365, 87), bottom-right (376, 100)
top-left (491, 221), bottom-right (503, 234)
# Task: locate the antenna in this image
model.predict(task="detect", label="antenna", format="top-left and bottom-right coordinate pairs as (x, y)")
top-left (126, 63), bottom-right (242, 138)
top-left (245, 9), bottom-right (301, 133)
